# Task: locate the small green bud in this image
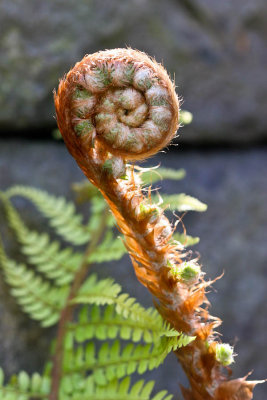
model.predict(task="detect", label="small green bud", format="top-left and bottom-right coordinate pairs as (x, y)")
top-left (215, 343), bottom-right (234, 366)
top-left (179, 110), bottom-right (193, 125)
top-left (169, 262), bottom-right (200, 284)
top-left (179, 262), bottom-right (201, 283)
top-left (139, 203), bottom-right (159, 220)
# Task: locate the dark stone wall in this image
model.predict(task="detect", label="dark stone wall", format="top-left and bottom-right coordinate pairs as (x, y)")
top-left (1, 0), bottom-right (267, 143)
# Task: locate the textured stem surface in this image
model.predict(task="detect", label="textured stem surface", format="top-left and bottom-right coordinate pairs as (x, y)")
top-left (54, 48), bottom-right (260, 400)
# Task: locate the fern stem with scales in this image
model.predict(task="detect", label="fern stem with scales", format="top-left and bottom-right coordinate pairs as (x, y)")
top-left (54, 48), bottom-right (261, 399)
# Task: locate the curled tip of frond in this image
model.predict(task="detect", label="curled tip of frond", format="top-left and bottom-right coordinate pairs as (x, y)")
top-left (54, 48), bottom-right (179, 163)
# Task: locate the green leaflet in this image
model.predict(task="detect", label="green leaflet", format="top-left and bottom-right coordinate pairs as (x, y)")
top-left (60, 376), bottom-right (173, 400)
top-left (0, 368), bottom-right (173, 400)
top-left (88, 231), bottom-right (126, 263)
top-left (5, 186), bottom-right (91, 245)
top-left (66, 304), bottom-right (179, 345)
top-left (0, 239), bottom-right (67, 327)
top-left (72, 274), bottom-right (161, 327)
top-left (0, 368), bottom-right (50, 400)
top-left (63, 336), bottom-right (193, 385)
top-left (86, 196), bottom-right (115, 231)
top-left (172, 232), bottom-right (200, 247)
top-left (152, 193), bottom-right (207, 212)
top-left (0, 193), bottom-right (82, 286)
top-left (139, 167), bottom-right (186, 185)
top-left (72, 274), bottom-right (122, 306)
top-left (72, 180), bottom-right (102, 204)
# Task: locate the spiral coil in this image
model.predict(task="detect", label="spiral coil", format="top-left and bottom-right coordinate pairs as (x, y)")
top-left (55, 49), bottom-right (179, 161)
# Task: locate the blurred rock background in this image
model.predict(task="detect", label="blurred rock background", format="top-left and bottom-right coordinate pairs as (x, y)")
top-left (0, 0), bottom-right (266, 398)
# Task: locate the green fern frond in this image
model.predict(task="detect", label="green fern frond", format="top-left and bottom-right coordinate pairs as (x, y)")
top-left (72, 275), bottom-right (162, 327)
top-left (152, 193), bottom-right (207, 212)
top-left (0, 368), bottom-right (50, 400)
top-left (72, 180), bottom-right (100, 203)
top-left (172, 232), bottom-right (200, 247)
top-left (88, 232), bottom-right (126, 263)
top-left (0, 239), bottom-right (67, 327)
top-left (63, 336), bottom-right (193, 386)
top-left (0, 193), bottom-right (82, 286)
top-left (86, 196), bottom-right (115, 229)
top-left (139, 167), bottom-right (186, 185)
top-left (5, 186), bottom-right (91, 245)
top-left (60, 375), bottom-right (173, 400)
top-left (72, 274), bottom-right (121, 306)
top-left (66, 304), bottom-right (178, 345)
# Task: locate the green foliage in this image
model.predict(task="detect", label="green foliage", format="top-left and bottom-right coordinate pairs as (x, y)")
top-left (5, 186), bottom-right (91, 245)
top-left (154, 193), bottom-right (207, 212)
top-left (60, 375), bottom-right (174, 400)
top-left (0, 368), bottom-right (50, 400)
top-left (0, 368), bottom-right (174, 400)
top-left (63, 335), bottom-right (193, 386)
top-left (139, 167), bottom-right (186, 185)
top-left (0, 239), bottom-right (67, 327)
top-left (0, 192), bottom-right (82, 286)
top-left (0, 163), bottom-right (205, 400)
top-left (68, 303), bottom-right (178, 344)
top-left (72, 274), bottom-right (177, 336)
top-left (172, 232), bottom-right (200, 247)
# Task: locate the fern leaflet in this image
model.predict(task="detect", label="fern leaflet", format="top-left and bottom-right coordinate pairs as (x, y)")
top-left (139, 167), bottom-right (186, 185)
top-left (152, 193), bottom-right (207, 212)
top-left (60, 375), bottom-right (173, 400)
top-left (5, 186), bottom-right (91, 245)
top-left (0, 192), bottom-right (82, 286)
top-left (172, 232), bottom-right (200, 247)
top-left (0, 238), bottom-right (68, 327)
top-left (66, 304), bottom-right (178, 345)
top-left (88, 232), bottom-right (126, 263)
top-left (63, 336), bottom-right (193, 385)
top-left (0, 368), bottom-right (50, 400)
top-left (72, 274), bottom-right (166, 328)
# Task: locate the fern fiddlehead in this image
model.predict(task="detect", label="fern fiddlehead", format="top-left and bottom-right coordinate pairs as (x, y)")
top-left (54, 48), bottom-right (260, 399)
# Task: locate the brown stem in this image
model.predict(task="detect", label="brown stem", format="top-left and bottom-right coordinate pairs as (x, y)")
top-left (49, 205), bottom-right (109, 400)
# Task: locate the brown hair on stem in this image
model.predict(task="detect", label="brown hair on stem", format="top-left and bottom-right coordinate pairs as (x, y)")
top-left (54, 48), bottom-right (262, 400)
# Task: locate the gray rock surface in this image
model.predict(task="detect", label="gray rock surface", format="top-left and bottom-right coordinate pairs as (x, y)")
top-left (0, 140), bottom-right (266, 397)
top-left (1, 0), bottom-right (267, 143)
